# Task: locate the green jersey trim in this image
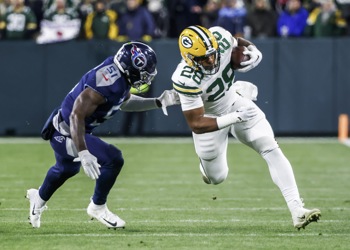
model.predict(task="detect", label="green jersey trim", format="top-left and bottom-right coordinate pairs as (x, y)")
top-left (173, 82), bottom-right (203, 96)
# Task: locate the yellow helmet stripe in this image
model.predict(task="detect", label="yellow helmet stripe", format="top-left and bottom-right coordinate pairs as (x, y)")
top-left (188, 26), bottom-right (213, 50)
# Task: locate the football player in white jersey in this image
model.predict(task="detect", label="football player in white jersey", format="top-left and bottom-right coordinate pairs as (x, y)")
top-left (171, 25), bottom-right (321, 230)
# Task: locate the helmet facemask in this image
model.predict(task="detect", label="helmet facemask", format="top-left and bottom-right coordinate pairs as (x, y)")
top-left (126, 68), bottom-right (157, 90)
top-left (191, 48), bottom-right (220, 75)
top-left (114, 41), bottom-right (158, 90)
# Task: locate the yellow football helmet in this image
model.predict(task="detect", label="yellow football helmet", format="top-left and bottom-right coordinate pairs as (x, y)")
top-left (178, 25), bottom-right (220, 75)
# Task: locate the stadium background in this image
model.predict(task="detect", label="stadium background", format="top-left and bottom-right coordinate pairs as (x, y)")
top-left (1, 37), bottom-right (349, 137)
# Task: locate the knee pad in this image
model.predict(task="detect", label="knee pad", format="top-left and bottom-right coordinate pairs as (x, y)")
top-left (250, 136), bottom-right (279, 156)
top-left (200, 156), bottom-right (228, 185)
top-left (106, 144), bottom-right (124, 171)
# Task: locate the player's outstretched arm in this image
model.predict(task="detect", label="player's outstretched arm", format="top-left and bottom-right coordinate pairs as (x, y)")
top-left (120, 89), bottom-right (180, 115)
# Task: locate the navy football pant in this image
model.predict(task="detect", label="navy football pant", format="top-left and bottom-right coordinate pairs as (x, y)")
top-left (39, 131), bottom-right (124, 205)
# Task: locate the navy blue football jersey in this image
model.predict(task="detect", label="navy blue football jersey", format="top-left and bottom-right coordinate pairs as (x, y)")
top-left (60, 56), bottom-right (130, 133)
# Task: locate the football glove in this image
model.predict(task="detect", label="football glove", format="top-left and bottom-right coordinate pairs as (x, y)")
top-left (238, 45), bottom-right (262, 73)
top-left (217, 106), bottom-right (258, 129)
top-left (157, 89), bottom-right (180, 116)
top-left (78, 150), bottom-right (101, 180)
top-left (234, 106), bottom-right (258, 122)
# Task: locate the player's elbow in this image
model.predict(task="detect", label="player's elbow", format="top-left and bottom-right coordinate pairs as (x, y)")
top-left (69, 110), bottom-right (84, 126)
top-left (189, 122), bottom-right (211, 134)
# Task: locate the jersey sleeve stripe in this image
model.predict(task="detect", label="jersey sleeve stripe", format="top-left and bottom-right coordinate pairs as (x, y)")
top-left (173, 82), bottom-right (202, 95)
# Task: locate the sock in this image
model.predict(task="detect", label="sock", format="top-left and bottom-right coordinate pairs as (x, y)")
top-left (36, 188), bottom-right (47, 207)
top-left (93, 165), bottom-right (120, 205)
top-left (262, 148), bottom-right (303, 212)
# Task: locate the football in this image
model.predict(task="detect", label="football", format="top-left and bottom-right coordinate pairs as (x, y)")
top-left (231, 46), bottom-right (250, 70)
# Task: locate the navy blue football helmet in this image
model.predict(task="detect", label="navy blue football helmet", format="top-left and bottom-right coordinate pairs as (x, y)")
top-left (114, 41), bottom-right (157, 89)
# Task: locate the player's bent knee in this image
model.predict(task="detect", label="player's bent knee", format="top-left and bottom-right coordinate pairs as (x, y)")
top-left (108, 145), bottom-right (124, 170)
top-left (209, 173), bottom-right (227, 185)
top-left (207, 169), bottom-right (228, 185)
top-left (251, 136), bottom-right (279, 156)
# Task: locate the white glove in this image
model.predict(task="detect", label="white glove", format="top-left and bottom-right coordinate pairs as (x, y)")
top-left (157, 89), bottom-right (180, 116)
top-left (237, 45), bottom-right (262, 73)
top-left (217, 106), bottom-right (258, 129)
top-left (78, 150), bottom-right (101, 180)
top-left (234, 106), bottom-right (258, 122)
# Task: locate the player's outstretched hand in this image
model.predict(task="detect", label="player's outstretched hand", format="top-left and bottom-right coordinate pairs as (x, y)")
top-left (157, 89), bottom-right (180, 116)
top-left (78, 150), bottom-right (101, 180)
top-left (235, 106), bottom-right (258, 122)
top-left (238, 45), bottom-right (262, 73)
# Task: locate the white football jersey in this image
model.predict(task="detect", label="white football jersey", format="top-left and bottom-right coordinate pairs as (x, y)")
top-left (172, 26), bottom-right (238, 116)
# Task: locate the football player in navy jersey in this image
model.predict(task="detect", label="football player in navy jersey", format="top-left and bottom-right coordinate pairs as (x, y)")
top-left (26, 41), bottom-right (180, 229)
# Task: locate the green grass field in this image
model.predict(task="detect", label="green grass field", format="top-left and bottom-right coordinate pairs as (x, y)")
top-left (0, 137), bottom-right (349, 250)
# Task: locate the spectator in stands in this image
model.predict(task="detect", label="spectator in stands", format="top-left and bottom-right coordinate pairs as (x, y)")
top-left (166, 0), bottom-right (206, 38)
top-left (147, 0), bottom-right (168, 38)
top-left (27, 0), bottom-right (46, 35)
top-left (334, 0), bottom-right (350, 35)
top-left (42, 0), bottom-right (76, 15)
top-left (117, 0), bottom-right (156, 42)
top-left (216, 0), bottom-right (247, 37)
top-left (0, 0), bottom-right (37, 40)
top-left (303, 0), bottom-right (322, 12)
top-left (274, 0), bottom-right (289, 13)
top-left (201, 0), bottom-right (222, 28)
top-left (277, 0), bottom-right (309, 37)
top-left (77, 0), bottom-right (94, 39)
top-left (0, 0), bottom-right (8, 17)
top-left (36, 0), bottom-right (80, 44)
top-left (246, 0), bottom-right (278, 38)
top-left (84, 0), bottom-right (118, 40)
top-left (304, 0), bottom-right (347, 36)
top-left (106, 0), bottom-right (127, 17)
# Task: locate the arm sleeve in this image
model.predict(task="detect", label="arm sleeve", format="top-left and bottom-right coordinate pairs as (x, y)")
top-left (120, 94), bottom-right (160, 112)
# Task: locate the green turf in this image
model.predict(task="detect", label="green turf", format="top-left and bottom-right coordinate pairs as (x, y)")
top-left (0, 138), bottom-right (349, 250)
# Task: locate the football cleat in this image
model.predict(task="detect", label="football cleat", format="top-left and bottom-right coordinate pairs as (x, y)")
top-left (87, 200), bottom-right (125, 229)
top-left (26, 188), bottom-right (47, 228)
top-left (292, 207), bottom-right (321, 230)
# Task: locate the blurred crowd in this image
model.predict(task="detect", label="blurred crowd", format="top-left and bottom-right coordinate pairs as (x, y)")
top-left (0, 0), bottom-right (349, 43)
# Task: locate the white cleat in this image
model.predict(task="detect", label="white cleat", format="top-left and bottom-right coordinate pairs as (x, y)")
top-left (87, 200), bottom-right (125, 229)
top-left (26, 189), bottom-right (47, 228)
top-left (293, 207), bottom-right (321, 230)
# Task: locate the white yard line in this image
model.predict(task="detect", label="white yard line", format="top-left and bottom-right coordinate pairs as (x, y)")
top-left (3, 207), bottom-right (349, 211)
top-left (13, 232), bottom-right (350, 238)
top-left (0, 137), bottom-right (341, 144)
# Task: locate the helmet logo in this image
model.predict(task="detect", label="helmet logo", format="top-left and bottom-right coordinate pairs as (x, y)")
top-left (181, 36), bottom-right (193, 48)
top-left (130, 44), bottom-right (147, 70)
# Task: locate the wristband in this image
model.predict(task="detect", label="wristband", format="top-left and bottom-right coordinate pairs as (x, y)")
top-left (78, 150), bottom-right (89, 158)
top-left (216, 113), bottom-right (241, 129)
